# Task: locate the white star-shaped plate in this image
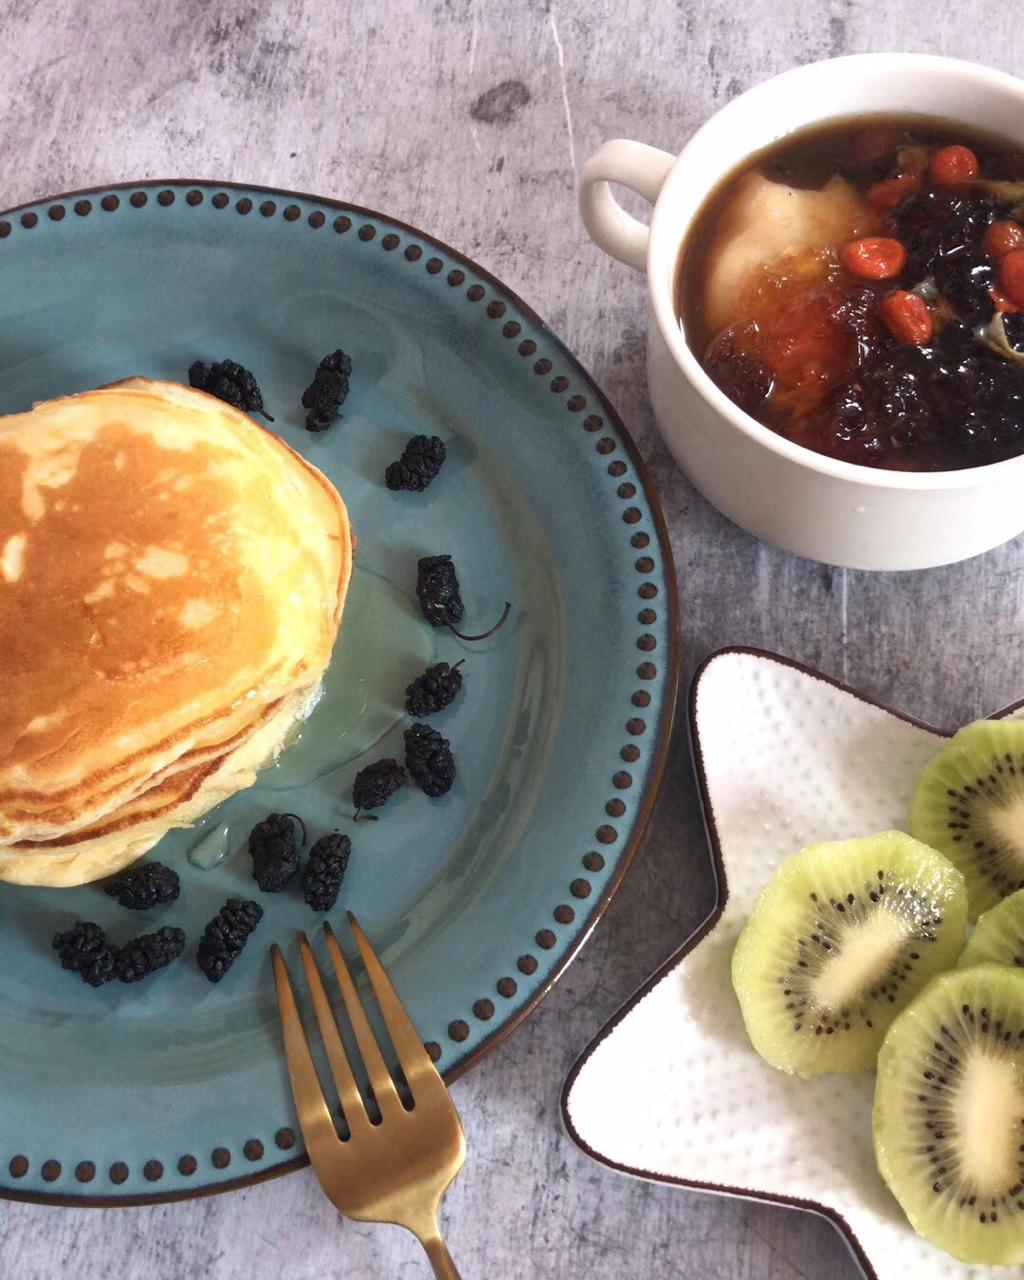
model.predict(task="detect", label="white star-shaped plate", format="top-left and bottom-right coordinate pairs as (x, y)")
top-left (562, 647), bottom-right (1024, 1280)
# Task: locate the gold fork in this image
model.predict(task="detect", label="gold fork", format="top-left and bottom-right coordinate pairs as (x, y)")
top-left (272, 914), bottom-right (465, 1279)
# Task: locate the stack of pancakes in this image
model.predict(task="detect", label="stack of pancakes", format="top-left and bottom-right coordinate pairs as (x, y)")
top-left (0, 378), bottom-right (352, 886)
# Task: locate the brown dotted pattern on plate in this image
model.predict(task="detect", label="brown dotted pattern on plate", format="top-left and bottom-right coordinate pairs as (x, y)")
top-left (8, 1156), bottom-right (27, 1178)
top-left (178, 1155), bottom-right (197, 1176)
top-left (75, 1161), bottom-right (95, 1184)
top-left (109, 1162), bottom-right (129, 1185)
top-left (143, 1160), bottom-right (163, 1182)
top-left (40, 1160), bottom-right (60, 1182)
top-left (0, 189), bottom-right (664, 1145)
top-left (211, 1147), bottom-right (231, 1169)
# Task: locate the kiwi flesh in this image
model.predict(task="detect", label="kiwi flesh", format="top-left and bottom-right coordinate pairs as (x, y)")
top-left (910, 719), bottom-right (1024, 920)
top-left (731, 831), bottom-right (967, 1078)
top-left (959, 889), bottom-right (1024, 969)
top-left (873, 965), bottom-right (1024, 1265)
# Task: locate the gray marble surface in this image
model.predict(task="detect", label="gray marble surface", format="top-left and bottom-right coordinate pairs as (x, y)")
top-left (2, 2), bottom-right (1023, 1276)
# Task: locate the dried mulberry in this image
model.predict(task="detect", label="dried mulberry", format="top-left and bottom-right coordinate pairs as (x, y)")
top-left (52, 921), bottom-right (118, 988)
top-left (352, 758), bottom-right (405, 812)
top-left (385, 435), bottom-right (447, 491)
top-left (415, 554), bottom-right (511, 640)
top-left (115, 926), bottom-right (186, 983)
top-left (188, 359), bottom-right (273, 421)
top-left (416, 555), bottom-right (464, 628)
top-left (196, 898), bottom-right (264, 983)
top-left (104, 862), bottom-right (180, 910)
top-left (404, 723), bottom-right (456, 797)
top-left (248, 813), bottom-right (305, 892)
top-left (303, 833), bottom-right (352, 912)
top-left (405, 660), bottom-right (464, 717)
top-left (301, 349), bottom-right (352, 431)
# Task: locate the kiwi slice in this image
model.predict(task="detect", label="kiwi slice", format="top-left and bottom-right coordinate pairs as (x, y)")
top-left (959, 890), bottom-right (1024, 969)
top-left (874, 965), bottom-right (1024, 1265)
top-left (731, 831), bottom-right (967, 1077)
top-left (910, 719), bottom-right (1024, 920)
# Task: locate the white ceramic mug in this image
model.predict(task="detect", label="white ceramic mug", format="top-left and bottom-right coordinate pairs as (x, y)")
top-left (580, 54), bottom-right (1024, 571)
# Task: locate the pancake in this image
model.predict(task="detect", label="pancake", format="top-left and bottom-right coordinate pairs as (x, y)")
top-left (0, 378), bottom-right (351, 884)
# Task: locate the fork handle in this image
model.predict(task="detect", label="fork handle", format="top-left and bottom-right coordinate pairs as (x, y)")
top-left (420, 1234), bottom-right (462, 1280)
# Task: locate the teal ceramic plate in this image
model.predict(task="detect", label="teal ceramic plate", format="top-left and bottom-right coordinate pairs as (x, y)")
top-left (0, 181), bottom-right (677, 1205)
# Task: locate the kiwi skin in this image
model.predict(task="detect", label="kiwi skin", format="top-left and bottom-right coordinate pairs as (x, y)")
top-left (959, 889), bottom-right (1024, 969)
top-left (873, 964), bottom-right (1024, 1266)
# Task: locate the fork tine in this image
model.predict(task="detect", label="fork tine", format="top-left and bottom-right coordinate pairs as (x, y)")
top-left (322, 922), bottom-right (403, 1117)
top-left (347, 912), bottom-right (437, 1088)
top-left (270, 945), bottom-right (340, 1162)
top-left (297, 933), bottom-right (370, 1135)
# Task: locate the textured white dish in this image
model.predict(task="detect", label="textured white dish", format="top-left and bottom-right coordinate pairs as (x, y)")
top-left (563, 648), bottom-right (1023, 1280)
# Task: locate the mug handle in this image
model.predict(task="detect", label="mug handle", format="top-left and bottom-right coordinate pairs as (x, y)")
top-left (579, 140), bottom-right (676, 271)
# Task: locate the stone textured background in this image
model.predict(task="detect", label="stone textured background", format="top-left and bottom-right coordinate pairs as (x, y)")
top-left (1, 2), bottom-right (1021, 1276)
